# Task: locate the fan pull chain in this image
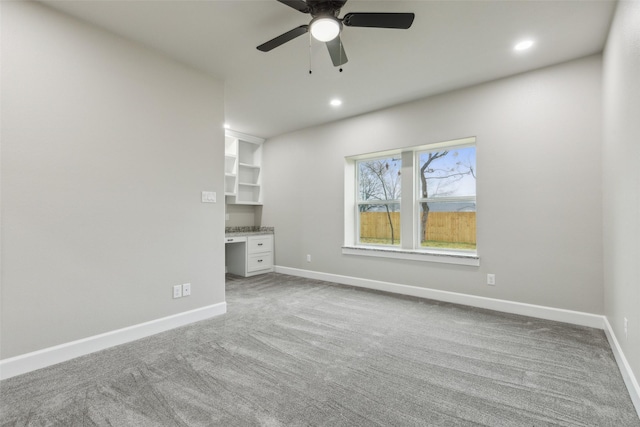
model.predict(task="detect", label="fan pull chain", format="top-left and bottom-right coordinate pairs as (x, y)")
top-left (308, 32), bottom-right (313, 75)
top-left (339, 37), bottom-right (343, 73)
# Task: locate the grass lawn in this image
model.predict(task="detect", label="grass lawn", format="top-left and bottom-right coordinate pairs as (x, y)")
top-left (421, 240), bottom-right (476, 250)
top-left (359, 237), bottom-right (476, 250)
top-left (359, 237), bottom-right (401, 246)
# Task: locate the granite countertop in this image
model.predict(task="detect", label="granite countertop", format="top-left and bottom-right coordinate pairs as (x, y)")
top-left (225, 226), bottom-right (274, 237)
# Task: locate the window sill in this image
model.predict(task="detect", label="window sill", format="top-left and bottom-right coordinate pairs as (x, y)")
top-left (341, 246), bottom-right (480, 266)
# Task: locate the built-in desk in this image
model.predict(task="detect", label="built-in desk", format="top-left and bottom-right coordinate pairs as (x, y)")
top-left (225, 227), bottom-right (274, 277)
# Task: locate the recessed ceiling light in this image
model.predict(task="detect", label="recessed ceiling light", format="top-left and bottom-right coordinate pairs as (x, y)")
top-left (223, 123), bottom-right (230, 129)
top-left (514, 40), bottom-right (535, 51)
top-left (330, 99), bottom-right (342, 107)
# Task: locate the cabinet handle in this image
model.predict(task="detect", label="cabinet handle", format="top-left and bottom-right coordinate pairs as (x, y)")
top-left (258, 243), bottom-right (263, 246)
top-left (257, 259), bottom-right (263, 263)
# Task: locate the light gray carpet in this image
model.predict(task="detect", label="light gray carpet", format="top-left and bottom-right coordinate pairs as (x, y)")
top-left (1, 273), bottom-right (638, 426)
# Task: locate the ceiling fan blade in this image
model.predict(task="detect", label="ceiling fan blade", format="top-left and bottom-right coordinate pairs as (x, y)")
top-left (257, 25), bottom-right (309, 52)
top-left (326, 36), bottom-right (348, 67)
top-left (342, 12), bottom-right (415, 29)
top-left (277, 0), bottom-right (311, 13)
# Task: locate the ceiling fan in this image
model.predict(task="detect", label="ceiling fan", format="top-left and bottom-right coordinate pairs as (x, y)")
top-left (257, 0), bottom-right (415, 68)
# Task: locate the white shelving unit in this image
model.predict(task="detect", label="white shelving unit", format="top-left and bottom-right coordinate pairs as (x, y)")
top-left (224, 135), bottom-right (238, 196)
top-left (224, 130), bottom-right (265, 205)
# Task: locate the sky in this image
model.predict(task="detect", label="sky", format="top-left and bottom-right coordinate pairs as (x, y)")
top-left (420, 146), bottom-right (476, 198)
top-left (358, 145), bottom-right (476, 202)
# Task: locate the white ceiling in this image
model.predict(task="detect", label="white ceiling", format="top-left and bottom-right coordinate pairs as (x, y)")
top-left (41, 0), bottom-right (616, 139)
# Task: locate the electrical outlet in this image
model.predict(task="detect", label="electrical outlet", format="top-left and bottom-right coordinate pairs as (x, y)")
top-left (624, 317), bottom-right (628, 339)
top-left (173, 285), bottom-right (182, 299)
top-left (182, 283), bottom-right (191, 297)
top-left (487, 274), bottom-right (496, 286)
top-left (306, 254), bottom-right (311, 262)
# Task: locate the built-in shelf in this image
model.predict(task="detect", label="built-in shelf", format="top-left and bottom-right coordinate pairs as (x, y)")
top-left (224, 130), bottom-right (264, 205)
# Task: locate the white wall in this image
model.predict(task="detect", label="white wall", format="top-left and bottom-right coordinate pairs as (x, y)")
top-left (1, 2), bottom-right (226, 359)
top-left (263, 55), bottom-right (603, 314)
top-left (603, 0), bottom-right (640, 394)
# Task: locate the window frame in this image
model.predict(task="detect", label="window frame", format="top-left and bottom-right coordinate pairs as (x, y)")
top-left (415, 142), bottom-right (477, 253)
top-left (355, 154), bottom-right (402, 248)
top-left (343, 137), bottom-right (479, 266)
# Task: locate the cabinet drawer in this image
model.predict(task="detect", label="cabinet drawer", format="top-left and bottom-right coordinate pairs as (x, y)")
top-left (248, 235), bottom-right (273, 254)
top-left (247, 253), bottom-right (273, 272)
top-left (225, 236), bottom-right (247, 244)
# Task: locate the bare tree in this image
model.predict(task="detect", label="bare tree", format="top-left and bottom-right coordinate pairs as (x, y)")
top-left (419, 150), bottom-right (475, 242)
top-left (359, 158), bottom-right (401, 244)
top-left (420, 151), bottom-right (448, 243)
top-left (358, 164), bottom-right (382, 212)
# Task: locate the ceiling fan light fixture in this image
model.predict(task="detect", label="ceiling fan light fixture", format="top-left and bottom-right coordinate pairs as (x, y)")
top-left (310, 17), bottom-right (341, 42)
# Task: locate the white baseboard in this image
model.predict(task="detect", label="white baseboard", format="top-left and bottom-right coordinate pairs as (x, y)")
top-left (275, 266), bottom-right (605, 329)
top-left (603, 317), bottom-right (640, 418)
top-left (0, 302), bottom-right (226, 381)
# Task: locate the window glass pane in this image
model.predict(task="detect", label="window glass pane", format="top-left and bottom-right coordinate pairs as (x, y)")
top-left (419, 201), bottom-right (476, 250)
top-left (417, 145), bottom-right (476, 251)
top-left (358, 157), bottom-right (401, 203)
top-left (418, 146), bottom-right (476, 199)
top-left (359, 203), bottom-right (401, 246)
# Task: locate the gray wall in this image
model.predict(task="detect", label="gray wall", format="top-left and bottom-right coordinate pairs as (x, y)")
top-left (262, 55), bottom-right (603, 314)
top-left (603, 0), bottom-right (640, 390)
top-left (1, 2), bottom-right (226, 359)
top-left (225, 204), bottom-right (260, 227)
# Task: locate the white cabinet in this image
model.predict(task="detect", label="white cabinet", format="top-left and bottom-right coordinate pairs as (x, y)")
top-left (224, 130), bottom-right (264, 205)
top-left (247, 235), bottom-right (274, 273)
top-left (225, 234), bottom-right (274, 277)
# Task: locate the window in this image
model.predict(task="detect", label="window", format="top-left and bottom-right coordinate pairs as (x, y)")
top-left (357, 156), bottom-right (402, 246)
top-left (417, 145), bottom-right (476, 251)
top-left (344, 137), bottom-right (477, 265)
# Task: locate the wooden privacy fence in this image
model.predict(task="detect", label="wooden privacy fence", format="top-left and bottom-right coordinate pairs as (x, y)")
top-left (360, 211), bottom-right (476, 244)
